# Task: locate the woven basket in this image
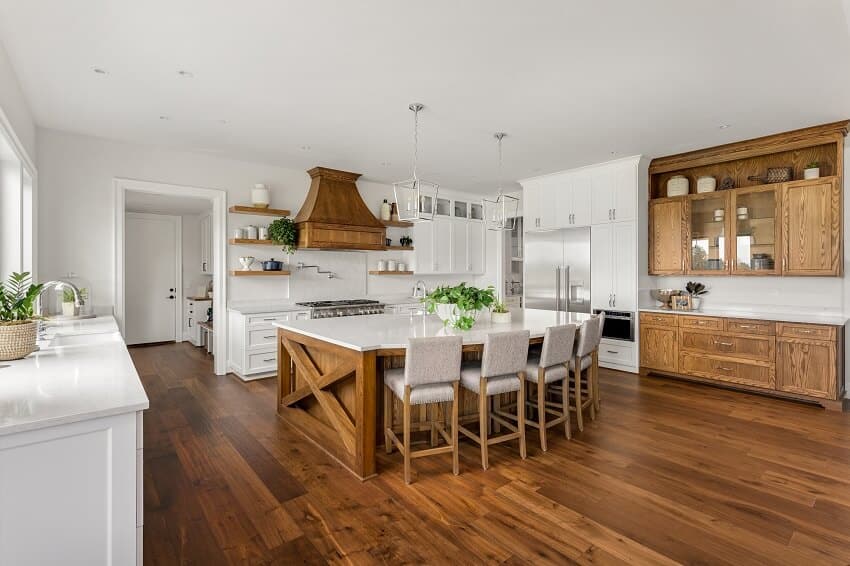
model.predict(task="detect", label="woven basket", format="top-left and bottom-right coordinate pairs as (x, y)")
top-left (0, 321), bottom-right (38, 361)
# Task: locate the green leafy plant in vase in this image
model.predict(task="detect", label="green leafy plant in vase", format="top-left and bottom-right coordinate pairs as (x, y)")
top-left (422, 283), bottom-right (496, 330)
top-left (685, 281), bottom-right (708, 310)
top-left (803, 161), bottom-right (820, 180)
top-left (268, 217), bottom-right (297, 256)
top-left (490, 300), bottom-right (512, 324)
top-left (0, 272), bottom-right (44, 361)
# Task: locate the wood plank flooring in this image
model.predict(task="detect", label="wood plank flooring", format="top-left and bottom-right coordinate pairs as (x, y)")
top-left (132, 342), bottom-right (850, 565)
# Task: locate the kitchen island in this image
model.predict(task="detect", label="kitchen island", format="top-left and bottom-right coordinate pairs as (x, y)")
top-left (275, 308), bottom-right (590, 479)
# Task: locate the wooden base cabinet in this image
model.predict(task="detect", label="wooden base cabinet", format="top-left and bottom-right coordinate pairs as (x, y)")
top-left (640, 311), bottom-right (844, 410)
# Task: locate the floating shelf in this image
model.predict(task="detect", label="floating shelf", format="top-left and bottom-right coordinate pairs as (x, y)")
top-left (229, 205), bottom-right (291, 217)
top-left (384, 245), bottom-right (414, 251)
top-left (380, 219), bottom-right (414, 228)
top-left (368, 270), bottom-right (414, 276)
top-left (229, 270), bottom-right (291, 277)
top-left (229, 238), bottom-right (278, 245)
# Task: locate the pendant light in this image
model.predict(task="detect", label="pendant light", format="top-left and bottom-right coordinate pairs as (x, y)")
top-left (393, 103), bottom-right (439, 222)
top-left (483, 132), bottom-right (519, 231)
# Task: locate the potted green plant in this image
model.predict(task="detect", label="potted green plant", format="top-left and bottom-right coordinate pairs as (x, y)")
top-left (685, 281), bottom-right (708, 310)
top-left (0, 272), bottom-right (43, 361)
top-left (490, 300), bottom-right (511, 324)
top-left (268, 217), bottom-right (297, 256)
top-left (804, 161), bottom-right (820, 180)
top-left (399, 234), bottom-right (413, 247)
top-left (62, 288), bottom-right (76, 317)
top-left (422, 283), bottom-right (496, 330)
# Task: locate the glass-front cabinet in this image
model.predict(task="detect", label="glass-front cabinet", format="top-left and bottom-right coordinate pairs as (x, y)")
top-left (687, 192), bottom-right (730, 274)
top-left (731, 185), bottom-right (781, 275)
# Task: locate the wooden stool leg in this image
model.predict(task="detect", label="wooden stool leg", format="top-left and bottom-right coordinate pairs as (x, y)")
top-left (518, 373), bottom-right (527, 459)
top-left (574, 357), bottom-right (584, 433)
top-left (384, 384), bottom-right (393, 454)
top-left (403, 386), bottom-right (412, 484)
top-left (430, 404), bottom-right (438, 448)
top-left (593, 351), bottom-right (601, 412)
top-left (589, 363), bottom-right (596, 422)
top-left (537, 372), bottom-right (547, 452)
top-left (492, 393), bottom-right (501, 433)
top-left (479, 378), bottom-right (489, 470)
top-left (562, 375), bottom-right (571, 440)
top-left (452, 382), bottom-right (459, 476)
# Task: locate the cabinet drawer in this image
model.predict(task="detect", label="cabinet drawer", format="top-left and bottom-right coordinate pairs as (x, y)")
top-left (725, 319), bottom-right (775, 336)
top-left (247, 349), bottom-right (278, 373)
top-left (598, 341), bottom-right (635, 366)
top-left (640, 312), bottom-right (678, 327)
top-left (679, 316), bottom-right (723, 331)
top-left (777, 323), bottom-right (836, 341)
top-left (248, 327), bottom-right (279, 348)
top-left (246, 311), bottom-right (310, 326)
top-left (679, 330), bottom-right (774, 362)
top-left (679, 353), bottom-right (775, 389)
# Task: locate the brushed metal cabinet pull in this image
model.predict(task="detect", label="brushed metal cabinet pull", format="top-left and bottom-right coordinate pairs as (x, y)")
top-left (718, 366), bottom-right (734, 372)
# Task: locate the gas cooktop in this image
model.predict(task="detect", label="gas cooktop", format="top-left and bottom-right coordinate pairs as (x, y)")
top-left (296, 299), bottom-right (381, 308)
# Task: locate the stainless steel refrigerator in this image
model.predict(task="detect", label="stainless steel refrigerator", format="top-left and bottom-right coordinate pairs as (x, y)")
top-left (524, 227), bottom-right (591, 313)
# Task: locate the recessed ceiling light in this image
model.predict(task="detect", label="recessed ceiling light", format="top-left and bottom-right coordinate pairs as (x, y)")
top-left (718, 123), bottom-right (731, 129)
top-left (91, 67), bottom-right (108, 75)
top-left (216, 119), bottom-right (228, 125)
top-left (159, 115), bottom-right (170, 121)
top-left (380, 161), bottom-right (391, 167)
top-left (177, 70), bottom-right (194, 78)
top-left (300, 145), bottom-right (311, 151)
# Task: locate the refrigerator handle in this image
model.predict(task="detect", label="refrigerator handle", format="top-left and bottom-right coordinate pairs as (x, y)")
top-left (564, 266), bottom-right (571, 314)
top-left (555, 267), bottom-right (561, 311)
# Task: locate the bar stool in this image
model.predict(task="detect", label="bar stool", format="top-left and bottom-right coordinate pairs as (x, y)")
top-left (591, 311), bottom-right (605, 412)
top-left (524, 324), bottom-right (577, 451)
top-left (569, 316), bottom-right (602, 432)
top-left (459, 330), bottom-right (529, 470)
top-left (383, 336), bottom-right (463, 484)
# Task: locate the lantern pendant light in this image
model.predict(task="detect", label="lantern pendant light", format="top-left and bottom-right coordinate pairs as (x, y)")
top-left (393, 103), bottom-right (439, 222)
top-left (483, 132), bottom-right (519, 231)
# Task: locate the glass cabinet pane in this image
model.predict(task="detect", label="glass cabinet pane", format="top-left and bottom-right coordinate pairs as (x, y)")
top-left (454, 201), bottom-right (468, 218)
top-left (734, 189), bottom-right (778, 273)
top-left (470, 202), bottom-right (483, 220)
top-left (689, 194), bottom-right (728, 272)
top-left (435, 198), bottom-right (451, 216)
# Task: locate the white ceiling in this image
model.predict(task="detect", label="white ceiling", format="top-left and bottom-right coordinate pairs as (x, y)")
top-left (1, 0), bottom-right (849, 193)
top-left (125, 191), bottom-right (211, 215)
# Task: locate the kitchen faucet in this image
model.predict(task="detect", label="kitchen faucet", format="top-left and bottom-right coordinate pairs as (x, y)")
top-left (36, 280), bottom-right (83, 317)
top-left (412, 280), bottom-right (427, 298)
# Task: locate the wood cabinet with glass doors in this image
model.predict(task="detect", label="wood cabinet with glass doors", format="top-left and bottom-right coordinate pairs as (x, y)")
top-left (731, 185), bottom-right (782, 275)
top-left (686, 192), bottom-right (731, 274)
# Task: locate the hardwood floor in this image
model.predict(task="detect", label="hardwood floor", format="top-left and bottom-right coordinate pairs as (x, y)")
top-left (132, 342), bottom-right (850, 565)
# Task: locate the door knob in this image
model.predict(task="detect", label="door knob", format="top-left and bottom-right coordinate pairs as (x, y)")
top-left (169, 288), bottom-right (175, 292)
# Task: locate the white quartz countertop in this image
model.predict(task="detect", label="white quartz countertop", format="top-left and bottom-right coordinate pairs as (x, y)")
top-left (639, 306), bottom-right (848, 326)
top-left (228, 302), bottom-right (308, 314)
top-left (274, 308), bottom-right (592, 351)
top-left (0, 316), bottom-right (149, 436)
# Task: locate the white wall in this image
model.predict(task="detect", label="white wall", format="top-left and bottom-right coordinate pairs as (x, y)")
top-left (37, 128), bottom-right (496, 311)
top-left (181, 213), bottom-right (212, 298)
top-left (0, 41), bottom-right (35, 164)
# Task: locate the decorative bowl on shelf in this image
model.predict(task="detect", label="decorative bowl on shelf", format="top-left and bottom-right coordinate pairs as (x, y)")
top-left (650, 289), bottom-right (684, 309)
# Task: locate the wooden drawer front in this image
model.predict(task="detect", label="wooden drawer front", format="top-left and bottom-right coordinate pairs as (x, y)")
top-left (599, 341), bottom-right (635, 366)
top-left (679, 316), bottom-right (723, 331)
top-left (247, 349), bottom-right (278, 373)
top-left (776, 339), bottom-right (838, 399)
top-left (777, 323), bottom-right (836, 341)
top-left (640, 312), bottom-right (678, 327)
top-left (725, 319), bottom-right (775, 336)
top-left (679, 353), bottom-right (775, 389)
top-left (248, 327), bottom-right (279, 348)
top-left (679, 330), bottom-right (774, 362)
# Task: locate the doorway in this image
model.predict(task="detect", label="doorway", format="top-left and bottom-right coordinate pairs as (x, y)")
top-left (114, 179), bottom-right (227, 375)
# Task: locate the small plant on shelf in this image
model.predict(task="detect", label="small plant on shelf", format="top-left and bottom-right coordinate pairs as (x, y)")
top-left (268, 217), bottom-right (297, 255)
top-left (490, 300), bottom-right (511, 323)
top-left (422, 282), bottom-right (496, 330)
top-left (399, 235), bottom-right (413, 247)
top-left (685, 281), bottom-right (708, 310)
top-left (804, 161), bottom-right (820, 180)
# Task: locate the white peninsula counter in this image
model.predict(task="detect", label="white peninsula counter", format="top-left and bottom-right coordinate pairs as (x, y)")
top-left (273, 309), bottom-right (591, 479)
top-left (0, 316), bottom-right (148, 566)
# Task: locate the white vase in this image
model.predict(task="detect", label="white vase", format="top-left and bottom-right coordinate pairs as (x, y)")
top-left (803, 167), bottom-right (820, 180)
top-left (434, 303), bottom-right (480, 328)
top-left (691, 296), bottom-right (702, 311)
top-left (251, 184), bottom-right (270, 208)
top-left (491, 311), bottom-right (512, 324)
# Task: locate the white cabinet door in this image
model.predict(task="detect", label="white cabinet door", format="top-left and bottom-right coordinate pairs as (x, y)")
top-left (200, 214), bottom-right (213, 274)
top-left (468, 221), bottom-right (485, 274)
top-left (612, 162), bottom-right (637, 222)
top-left (433, 218), bottom-right (452, 273)
top-left (413, 221), bottom-right (435, 274)
top-left (522, 182), bottom-right (540, 231)
top-left (591, 166), bottom-right (615, 225)
top-left (571, 174), bottom-right (592, 227)
top-left (538, 178), bottom-right (559, 230)
top-left (590, 224), bottom-right (614, 310)
top-left (452, 220), bottom-right (468, 273)
top-left (612, 221), bottom-right (636, 310)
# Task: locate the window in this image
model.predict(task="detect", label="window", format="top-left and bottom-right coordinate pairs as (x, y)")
top-left (0, 129), bottom-right (34, 278)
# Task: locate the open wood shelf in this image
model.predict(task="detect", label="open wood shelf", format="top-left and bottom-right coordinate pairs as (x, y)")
top-left (368, 270), bottom-right (414, 276)
top-left (229, 270), bottom-right (291, 277)
top-left (380, 219), bottom-right (414, 228)
top-left (229, 205), bottom-right (291, 217)
top-left (384, 245), bottom-right (414, 251)
top-left (229, 238), bottom-right (278, 245)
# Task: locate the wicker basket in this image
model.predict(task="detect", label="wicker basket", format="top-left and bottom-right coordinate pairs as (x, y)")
top-left (0, 321), bottom-right (38, 361)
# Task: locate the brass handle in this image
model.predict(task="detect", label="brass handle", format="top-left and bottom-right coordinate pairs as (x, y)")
top-left (696, 321), bottom-right (707, 325)
top-left (263, 357), bottom-right (276, 363)
top-left (800, 329), bottom-right (812, 334)
top-left (718, 341), bottom-right (733, 347)
top-left (718, 366), bottom-right (735, 372)
top-left (739, 325), bottom-right (753, 328)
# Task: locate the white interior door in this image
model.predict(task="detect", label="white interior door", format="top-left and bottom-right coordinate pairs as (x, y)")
top-left (125, 213), bottom-right (179, 345)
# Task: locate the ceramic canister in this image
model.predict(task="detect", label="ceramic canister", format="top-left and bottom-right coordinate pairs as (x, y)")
top-left (243, 225), bottom-right (258, 239)
top-left (387, 260), bottom-right (398, 271)
top-left (377, 260), bottom-right (387, 271)
top-left (258, 226), bottom-right (269, 240)
top-left (666, 175), bottom-right (689, 197)
top-left (696, 176), bottom-right (717, 193)
top-left (251, 184), bottom-right (270, 208)
top-left (232, 227), bottom-right (244, 239)
top-left (397, 263), bottom-right (406, 272)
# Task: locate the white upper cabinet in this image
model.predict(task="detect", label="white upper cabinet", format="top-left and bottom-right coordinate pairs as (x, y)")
top-left (591, 166), bottom-right (616, 224)
top-left (591, 161), bottom-right (637, 224)
top-left (413, 221), bottom-right (434, 273)
top-left (414, 198), bottom-right (486, 275)
top-left (468, 221), bottom-right (484, 274)
top-left (433, 218), bottom-right (452, 273)
top-left (522, 180), bottom-right (542, 231)
top-left (537, 178), bottom-right (560, 230)
top-left (591, 221), bottom-right (636, 311)
top-left (452, 220), bottom-right (468, 273)
top-left (568, 173), bottom-right (592, 227)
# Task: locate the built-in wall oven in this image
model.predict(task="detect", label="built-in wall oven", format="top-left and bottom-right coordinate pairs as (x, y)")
top-left (592, 309), bottom-right (634, 342)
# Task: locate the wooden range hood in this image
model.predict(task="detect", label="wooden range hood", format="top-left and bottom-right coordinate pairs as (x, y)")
top-left (294, 167), bottom-right (386, 251)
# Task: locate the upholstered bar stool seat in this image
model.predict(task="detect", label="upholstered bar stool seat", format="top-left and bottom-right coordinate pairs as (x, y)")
top-left (460, 367), bottom-right (520, 395)
top-left (383, 335), bottom-right (463, 484)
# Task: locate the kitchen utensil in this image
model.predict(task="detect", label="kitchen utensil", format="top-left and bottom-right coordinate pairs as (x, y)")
top-left (251, 184), bottom-right (270, 208)
top-left (232, 228), bottom-right (244, 239)
top-left (650, 289), bottom-right (684, 309)
top-left (397, 263), bottom-right (406, 271)
top-left (377, 260), bottom-right (387, 271)
top-left (696, 176), bottom-right (716, 193)
top-left (387, 260), bottom-right (398, 271)
top-left (258, 226), bottom-right (269, 240)
top-left (666, 175), bottom-right (689, 197)
top-left (238, 256), bottom-right (255, 271)
top-left (748, 167), bottom-right (792, 184)
top-left (261, 258), bottom-right (283, 271)
top-left (243, 225), bottom-right (258, 239)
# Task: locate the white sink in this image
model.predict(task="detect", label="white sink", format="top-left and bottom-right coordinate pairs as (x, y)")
top-left (45, 332), bottom-right (121, 349)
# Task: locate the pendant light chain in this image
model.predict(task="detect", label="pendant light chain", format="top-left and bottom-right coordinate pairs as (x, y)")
top-left (496, 132), bottom-right (504, 195)
top-left (410, 103), bottom-right (423, 181)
